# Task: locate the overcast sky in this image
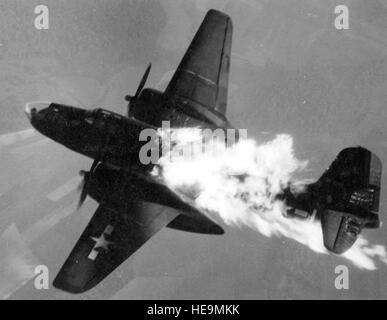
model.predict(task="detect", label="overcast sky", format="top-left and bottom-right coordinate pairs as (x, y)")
top-left (0, 0), bottom-right (387, 299)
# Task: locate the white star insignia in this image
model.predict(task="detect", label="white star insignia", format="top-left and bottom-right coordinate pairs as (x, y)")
top-left (88, 224), bottom-right (114, 261)
top-left (91, 234), bottom-right (113, 251)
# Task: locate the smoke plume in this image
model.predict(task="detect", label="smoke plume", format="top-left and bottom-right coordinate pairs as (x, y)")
top-left (153, 128), bottom-right (387, 270)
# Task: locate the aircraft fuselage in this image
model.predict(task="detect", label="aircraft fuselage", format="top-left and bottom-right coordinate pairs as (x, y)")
top-left (24, 95), bottom-right (227, 236)
top-left (25, 89), bottom-right (231, 171)
top-left (25, 102), bottom-right (156, 170)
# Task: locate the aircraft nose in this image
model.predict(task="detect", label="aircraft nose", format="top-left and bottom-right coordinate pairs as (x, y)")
top-left (25, 101), bottom-right (51, 119)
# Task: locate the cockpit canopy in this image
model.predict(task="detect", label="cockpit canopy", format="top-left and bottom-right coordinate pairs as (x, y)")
top-left (49, 103), bottom-right (89, 121)
top-left (48, 104), bottom-right (123, 123)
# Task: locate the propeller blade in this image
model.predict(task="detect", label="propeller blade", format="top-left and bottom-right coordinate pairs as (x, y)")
top-left (77, 176), bottom-right (85, 192)
top-left (77, 159), bottom-right (99, 209)
top-left (78, 184), bottom-right (88, 209)
top-left (134, 63), bottom-right (152, 98)
top-left (90, 158), bottom-right (99, 173)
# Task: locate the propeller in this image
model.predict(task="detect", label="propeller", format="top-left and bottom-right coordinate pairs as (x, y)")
top-left (76, 64), bottom-right (149, 207)
top-left (125, 63), bottom-right (152, 111)
top-left (77, 158), bottom-right (100, 209)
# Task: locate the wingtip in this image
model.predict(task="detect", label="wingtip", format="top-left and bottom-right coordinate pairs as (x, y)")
top-left (53, 271), bottom-right (97, 294)
top-left (53, 278), bottom-right (86, 294)
top-left (207, 9), bottom-right (231, 21)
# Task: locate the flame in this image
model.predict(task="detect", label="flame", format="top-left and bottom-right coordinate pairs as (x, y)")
top-left (153, 128), bottom-right (387, 270)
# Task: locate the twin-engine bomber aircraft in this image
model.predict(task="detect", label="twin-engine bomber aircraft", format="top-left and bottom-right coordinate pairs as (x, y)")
top-left (24, 10), bottom-right (383, 293)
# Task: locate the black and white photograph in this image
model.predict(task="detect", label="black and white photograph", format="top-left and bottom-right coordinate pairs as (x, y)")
top-left (0, 0), bottom-right (387, 304)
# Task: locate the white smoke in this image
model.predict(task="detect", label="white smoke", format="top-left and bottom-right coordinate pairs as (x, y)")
top-left (153, 128), bottom-right (387, 270)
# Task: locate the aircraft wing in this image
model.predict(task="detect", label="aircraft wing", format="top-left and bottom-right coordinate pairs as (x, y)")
top-left (165, 9), bottom-right (233, 121)
top-left (53, 203), bottom-right (178, 293)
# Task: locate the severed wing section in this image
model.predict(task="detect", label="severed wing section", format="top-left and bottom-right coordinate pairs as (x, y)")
top-left (53, 203), bottom-right (178, 294)
top-left (165, 9), bottom-right (233, 120)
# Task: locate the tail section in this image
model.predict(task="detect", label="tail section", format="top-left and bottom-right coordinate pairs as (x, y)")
top-left (318, 147), bottom-right (382, 253)
top-left (284, 147), bottom-right (382, 254)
